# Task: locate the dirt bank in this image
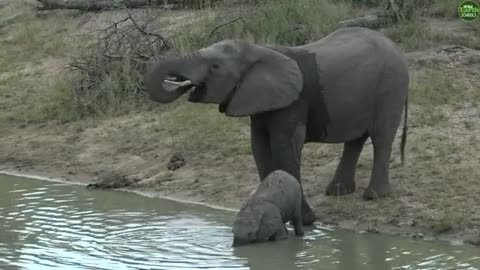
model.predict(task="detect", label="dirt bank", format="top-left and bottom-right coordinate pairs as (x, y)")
top-left (1, 0), bottom-right (480, 247)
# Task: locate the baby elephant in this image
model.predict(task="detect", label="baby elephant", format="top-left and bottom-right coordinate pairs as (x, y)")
top-left (232, 170), bottom-right (304, 247)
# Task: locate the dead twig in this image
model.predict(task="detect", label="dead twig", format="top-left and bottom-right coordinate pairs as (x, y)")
top-left (208, 16), bottom-right (243, 39)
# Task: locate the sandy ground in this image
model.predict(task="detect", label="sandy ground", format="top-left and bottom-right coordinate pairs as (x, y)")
top-left (1, 0), bottom-right (480, 247)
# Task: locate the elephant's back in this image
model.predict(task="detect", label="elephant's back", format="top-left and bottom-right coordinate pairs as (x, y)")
top-left (301, 27), bottom-right (404, 65)
top-left (258, 170), bottom-right (301, 193)
top-left (298, 27), bottom-right (409, 143)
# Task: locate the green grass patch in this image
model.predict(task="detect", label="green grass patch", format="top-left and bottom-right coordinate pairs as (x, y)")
top-left (326, 195), bottom-right (363, 219)
top-left (160, 104), bottom-right (251, 155)
top-left (430, 206), bottom-right (467, 234)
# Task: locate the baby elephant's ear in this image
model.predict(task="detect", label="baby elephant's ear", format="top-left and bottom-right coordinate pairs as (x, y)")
top-left (255, 209), bottom-right (279, 241)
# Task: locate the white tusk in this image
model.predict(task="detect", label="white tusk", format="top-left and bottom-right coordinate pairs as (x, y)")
top-left (163, 79), bottom-right (192, 87)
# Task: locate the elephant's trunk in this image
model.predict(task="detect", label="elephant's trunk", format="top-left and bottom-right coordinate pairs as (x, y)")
top-left (143, 54), bottom-right (203, 104)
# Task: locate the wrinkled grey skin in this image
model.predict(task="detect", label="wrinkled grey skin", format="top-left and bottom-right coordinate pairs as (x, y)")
top-left (232, 170), bottom-right (304, 247)
top-left (144, 27), bottom-right (409, 226)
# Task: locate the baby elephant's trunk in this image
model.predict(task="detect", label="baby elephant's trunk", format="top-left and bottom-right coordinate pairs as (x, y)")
top-left (232, 237), bottom-right (249, 247)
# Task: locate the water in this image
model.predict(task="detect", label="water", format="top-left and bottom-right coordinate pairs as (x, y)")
top-left (0, 174), bottom-right (479, 270)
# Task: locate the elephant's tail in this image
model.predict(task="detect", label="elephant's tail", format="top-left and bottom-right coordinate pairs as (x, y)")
top-left (400, 95), bottom-right (408, 165)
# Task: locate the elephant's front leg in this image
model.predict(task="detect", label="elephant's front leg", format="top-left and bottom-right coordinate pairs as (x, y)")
top-left (271, 225), bottom-right (289, 241)
top-left (269, 123), bottom-right (316, 226)
top-left (251, 124), bottom-right (272, 181)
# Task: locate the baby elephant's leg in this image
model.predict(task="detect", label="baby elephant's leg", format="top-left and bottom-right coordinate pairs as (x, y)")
top-left (272, 224), bottom-right (288, 241)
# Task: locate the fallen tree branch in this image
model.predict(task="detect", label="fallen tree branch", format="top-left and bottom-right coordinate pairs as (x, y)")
top-left (339, 13), bottom-right (391, 29)
top-left (36, 0), bottom-right (182, 11)
top-left (339, 0), bottom-right (415, 29)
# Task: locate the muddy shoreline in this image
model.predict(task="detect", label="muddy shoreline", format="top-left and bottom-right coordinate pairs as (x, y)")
top-left (0, 166), bottom-right (238, 212)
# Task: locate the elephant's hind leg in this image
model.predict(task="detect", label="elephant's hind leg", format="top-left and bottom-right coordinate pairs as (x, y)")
top-left (363, 136), bottom-right (394, 200)
top-left (363, 94), bottom-right (405, 200)
top-left (326, 135), bottom-right (368, 196)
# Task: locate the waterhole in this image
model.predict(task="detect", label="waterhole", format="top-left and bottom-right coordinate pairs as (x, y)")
top-left (0, 174), bottom-right (479, 270)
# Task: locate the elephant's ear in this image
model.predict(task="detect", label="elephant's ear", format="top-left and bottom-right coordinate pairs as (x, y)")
top-left (225, 45), bottom-right (303, 117)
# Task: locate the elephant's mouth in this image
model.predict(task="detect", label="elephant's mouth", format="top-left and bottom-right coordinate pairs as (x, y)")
top-left (187, 83), bottom-right (206, 103)
top-left (162, 75), bottom-right (235, 111)
top-left (218, 86), bottom-right (236, 113)
top-left (162, 75), bottom-right (205, 102)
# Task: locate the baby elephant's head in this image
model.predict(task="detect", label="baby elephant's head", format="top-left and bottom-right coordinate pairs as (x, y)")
top-left (232, 205), bottom-right (261, 247)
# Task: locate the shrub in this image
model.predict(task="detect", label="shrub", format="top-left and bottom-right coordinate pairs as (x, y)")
top-left (59, 12), bottom-right (171, 120)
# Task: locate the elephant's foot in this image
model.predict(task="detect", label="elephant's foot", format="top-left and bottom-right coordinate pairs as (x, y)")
top-left (325, 180), bottom-right (356, 196)
top-left (302, 209), bottom-right (317, 226)
top-left (362, 183), bottom-right (391, 200)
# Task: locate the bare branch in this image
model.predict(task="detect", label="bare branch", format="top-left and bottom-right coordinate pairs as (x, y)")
top-left (208, 17), bottom-right (243, 39)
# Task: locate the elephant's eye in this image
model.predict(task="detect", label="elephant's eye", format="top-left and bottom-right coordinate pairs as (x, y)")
top-left (210, 63), bottom-right (220, 70)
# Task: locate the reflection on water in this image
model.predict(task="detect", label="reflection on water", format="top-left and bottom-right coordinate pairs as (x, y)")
top-left (0, 174), bottom-right (479, 270)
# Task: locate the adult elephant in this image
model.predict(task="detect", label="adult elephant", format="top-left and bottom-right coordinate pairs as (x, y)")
top-left (144, 27), bottom-right (409, 226)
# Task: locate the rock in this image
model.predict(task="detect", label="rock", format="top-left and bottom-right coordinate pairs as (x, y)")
top-left (464, 234), bottom-right (480, 246)
top-left (388, 218), bottom-right (399, 225)
top-left (167, 152), bottom-right (186, 171)
top-left (412, 233), bottom-right (425, 239)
